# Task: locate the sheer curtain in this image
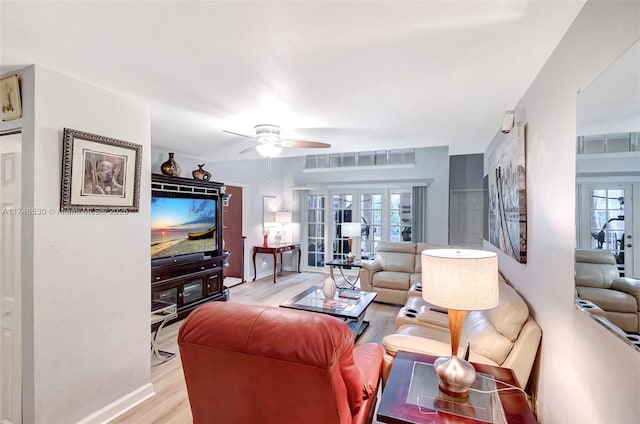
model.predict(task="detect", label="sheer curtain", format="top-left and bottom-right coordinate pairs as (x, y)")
top-left (292, 189), bottom-right (309, 246)
top-left (411, 186), bottom-right (428, 243)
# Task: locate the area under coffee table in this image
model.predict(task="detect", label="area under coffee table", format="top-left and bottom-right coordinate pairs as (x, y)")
top-left (279, 286), bottom-right (377, 341)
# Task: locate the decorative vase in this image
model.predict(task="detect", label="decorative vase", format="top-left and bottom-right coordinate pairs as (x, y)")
top-left (322, 277), bottom-right (337, 300)
top-left (192, 164), bottom-right (212, 181)
top-left (262, 229), bottom-right (270, 247)
top-left (274, 231), bottom-right (282, 245)
top-left (161, 152), bottom-right (181, 176)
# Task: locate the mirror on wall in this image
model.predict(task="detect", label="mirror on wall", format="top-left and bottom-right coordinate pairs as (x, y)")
top-left (263, 196), bottom-right (278, 229)
top-left (575, 39), bottom-right (640, 351)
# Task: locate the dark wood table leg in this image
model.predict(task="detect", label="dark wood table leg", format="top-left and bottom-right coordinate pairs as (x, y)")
top-left (272, 252), bottom-right (277, 283)
top-left (252, 249), bottom-right (257, 281)
top-left (297, 247), bottom-right (301, 273)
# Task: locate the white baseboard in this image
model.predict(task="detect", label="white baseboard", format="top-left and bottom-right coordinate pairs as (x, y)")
top-left (77, 383), bottom-right (155, 424)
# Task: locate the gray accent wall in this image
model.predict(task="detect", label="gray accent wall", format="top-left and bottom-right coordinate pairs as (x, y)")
top-left (449, 154), bottom-right (484, 190)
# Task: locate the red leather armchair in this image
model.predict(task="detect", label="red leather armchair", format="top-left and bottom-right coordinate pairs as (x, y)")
top-left (178, 302), bottom-right (383, 424)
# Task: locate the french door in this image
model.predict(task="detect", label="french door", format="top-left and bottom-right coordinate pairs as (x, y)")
top-left (577, 183), bottom-right (636, 277)
top-left (304, 188), bottom-right (414, 270)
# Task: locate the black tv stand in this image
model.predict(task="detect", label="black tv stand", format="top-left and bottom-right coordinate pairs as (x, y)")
top-left (152, 252), bottom-right (205, 268)
top-left (150, 174), bottom-right (228, 328)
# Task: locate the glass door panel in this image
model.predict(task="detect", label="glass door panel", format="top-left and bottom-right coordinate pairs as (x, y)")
top-left (361, 193), bottom-right (382, 259)
top-left (390, 191), bottom-right (412, 242)
top-left (590, 188), bottom-right (627, 275)
top-left (307, 194), bottom-right (326, 268)
top-left (332, 193), bottom-right (354, 261)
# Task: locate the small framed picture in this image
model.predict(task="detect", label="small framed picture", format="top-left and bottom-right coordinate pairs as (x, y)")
top-left (1, 74), bottom-right (23, 121)
top-left (61, 128), bottom-right (142, 212)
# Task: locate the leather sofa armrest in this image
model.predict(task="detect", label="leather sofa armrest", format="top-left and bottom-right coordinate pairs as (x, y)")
top-left (361, 260), bottom-right (382, 273)
top-left (612, 277), bottom-right (640, 308)
top-left (360, 260), bottom-right (382, 292)
top-left (353, 343), bottom-right (383, 398)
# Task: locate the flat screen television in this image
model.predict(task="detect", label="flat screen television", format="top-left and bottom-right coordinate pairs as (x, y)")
top-left (151, 194), bottom-right (218, 261)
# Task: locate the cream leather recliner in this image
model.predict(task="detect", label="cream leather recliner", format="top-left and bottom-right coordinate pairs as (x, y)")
top-left (382, 278), bottom-right (542, 389)
top-left (575, 249), bottom-right (640, 333)
top-left (360, 242), bottom-right (446, 304)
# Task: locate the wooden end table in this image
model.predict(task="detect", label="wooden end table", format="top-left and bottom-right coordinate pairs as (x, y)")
top-left (377, 351), bottom-right (536, 424)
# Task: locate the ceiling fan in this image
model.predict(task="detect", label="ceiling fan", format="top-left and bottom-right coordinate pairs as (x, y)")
top-left (223, 124), bottom-right (331, 157)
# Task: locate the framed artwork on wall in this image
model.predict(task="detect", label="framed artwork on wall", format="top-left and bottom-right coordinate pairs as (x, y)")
top-left (488, 121), bottom-right (527, 263)
top-left (1, 74), bottom-right (22, 121)
top-left (60, 128), bottom-right (142, 213)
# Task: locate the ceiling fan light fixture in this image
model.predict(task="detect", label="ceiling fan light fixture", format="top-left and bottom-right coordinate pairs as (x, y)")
top-left (256, 143), bottom-right (282, 158)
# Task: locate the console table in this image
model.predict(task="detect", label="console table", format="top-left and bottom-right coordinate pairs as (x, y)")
top-left (253, 243), bottom-right (301, 283)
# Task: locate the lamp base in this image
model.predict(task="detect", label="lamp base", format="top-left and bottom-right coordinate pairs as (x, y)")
top-left (433, 355), bottom-right (476, 397)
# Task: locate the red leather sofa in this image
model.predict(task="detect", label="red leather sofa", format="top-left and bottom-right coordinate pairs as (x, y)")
top-left (178, 302), bottom-right (383, 424)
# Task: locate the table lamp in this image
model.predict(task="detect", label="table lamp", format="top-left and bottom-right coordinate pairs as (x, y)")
top-left (275, 211), bottom-right (292, 243)
top-left (421, 249), bottom-right (498, 397)
top-left (341, 222), bottom-right (361, 262)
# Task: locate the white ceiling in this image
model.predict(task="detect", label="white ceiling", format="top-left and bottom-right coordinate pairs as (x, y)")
top-left (1, 1), bottom-right (585, 161)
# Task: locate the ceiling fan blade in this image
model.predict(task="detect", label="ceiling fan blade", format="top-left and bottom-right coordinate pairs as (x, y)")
top-left (239, 145), bottom-right (257, 154)
top-left (282, 140), bottom-right (331, 149)
top-left (223, 129), bottom-right (257, 140)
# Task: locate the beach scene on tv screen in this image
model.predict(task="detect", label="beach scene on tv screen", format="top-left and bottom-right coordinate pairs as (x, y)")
top-left (151, 197), bottom-right (216, 259)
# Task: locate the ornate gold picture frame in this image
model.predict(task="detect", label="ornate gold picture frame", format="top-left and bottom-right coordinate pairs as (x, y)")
top-left (1, 74), bottom-right (23, 121)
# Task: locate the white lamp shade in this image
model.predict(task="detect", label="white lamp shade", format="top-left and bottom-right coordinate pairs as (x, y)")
top-left (275, 211), bottom-right (292, 223)
top-left (342, 222), bottom-right (361, 238)
top-left (421, 249), bottom-right (498, 311)
top-left (256, 143), bottom-right (282, 157)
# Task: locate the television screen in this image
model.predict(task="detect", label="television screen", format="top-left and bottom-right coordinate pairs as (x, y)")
top-left (151, 196), bottom-right (217, 259)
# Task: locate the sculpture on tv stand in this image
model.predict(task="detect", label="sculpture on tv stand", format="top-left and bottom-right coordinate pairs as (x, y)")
top-left (161, 152), bottom-right (181, 177)
top-left (192, 164), bottom-right (212, 181)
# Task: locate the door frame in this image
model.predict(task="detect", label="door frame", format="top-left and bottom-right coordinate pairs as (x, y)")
top-left (0, 129), bottom-right (23, 424)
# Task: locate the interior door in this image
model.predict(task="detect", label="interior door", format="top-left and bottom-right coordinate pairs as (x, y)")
top-left (450, 190), bottom-right (484, 248)
top-left (0, 131), bottom-right (22, 424)
top-left (223, 185), bottom-right (243, 280)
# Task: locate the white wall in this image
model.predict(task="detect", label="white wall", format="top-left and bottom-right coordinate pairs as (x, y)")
top-left (291, 146), bottom-right (450, 246)
top-left (484, 2), bottom-right (640, 423)
top-left (5, 66), bottom-right (152, 423)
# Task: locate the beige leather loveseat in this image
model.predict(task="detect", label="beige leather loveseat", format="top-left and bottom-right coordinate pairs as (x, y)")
top-left (575, 249), bottom-right (640, 332)
top-left (382, 276), bottom-right (542, 389)
top-left (360, 242), bottom-right (446, 304)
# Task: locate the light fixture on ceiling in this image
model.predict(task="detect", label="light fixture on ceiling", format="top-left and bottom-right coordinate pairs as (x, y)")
top-left (255, 143), bottom-right (282, 158)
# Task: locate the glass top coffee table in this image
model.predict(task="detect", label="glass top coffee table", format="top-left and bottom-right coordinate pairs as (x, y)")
top-left (280, 286), bottom-right (377, 341)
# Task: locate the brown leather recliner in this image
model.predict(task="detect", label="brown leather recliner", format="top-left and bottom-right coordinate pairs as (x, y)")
top-left (178, 302), bottom-right (383, 424)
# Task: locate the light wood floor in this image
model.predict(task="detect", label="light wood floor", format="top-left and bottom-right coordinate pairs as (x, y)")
top-left (112, 271), bottom-right (400, 424)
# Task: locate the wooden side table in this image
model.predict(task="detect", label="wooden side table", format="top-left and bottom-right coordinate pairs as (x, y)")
top-left (378, 351), bottom-right (536, 424)
top-left (252, 243), bottom-right (301, 283)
